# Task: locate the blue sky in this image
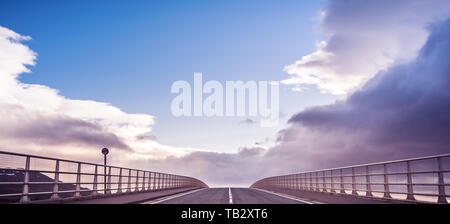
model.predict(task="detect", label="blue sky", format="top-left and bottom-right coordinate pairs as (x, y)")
top-left (1, 0), bottom-right (338, 152)
top-left (2, 0), bottom-right (450, 187)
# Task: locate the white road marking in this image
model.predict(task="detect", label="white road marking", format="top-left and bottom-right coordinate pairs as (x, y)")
top-left (142, 188), bottom-right (207, 204)
top-left (252, 188), bottom-right (317, 204)
top-left (228, 187), bottom-right (233, 204)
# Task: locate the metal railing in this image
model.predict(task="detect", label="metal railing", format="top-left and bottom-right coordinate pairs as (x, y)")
top-left (250, 154), bottom-right (450, 203)
top-left (0, 150), bottom-right (208, 203)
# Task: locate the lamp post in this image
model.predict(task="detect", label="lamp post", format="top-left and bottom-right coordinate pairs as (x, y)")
top-left (101, 148), bottom-right (109, 194)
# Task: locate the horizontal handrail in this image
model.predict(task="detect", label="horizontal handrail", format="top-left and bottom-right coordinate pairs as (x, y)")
top-left (250, 153), bottom-right (449, 203)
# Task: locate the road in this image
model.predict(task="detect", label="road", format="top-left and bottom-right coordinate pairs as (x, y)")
top-left (144, 188), bottom-right (311, 204)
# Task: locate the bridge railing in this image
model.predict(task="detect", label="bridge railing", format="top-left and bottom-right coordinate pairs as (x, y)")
top-left (0, 150), bottom-right (208, 203)
top-left (251, 154), bottom-right (450, 203)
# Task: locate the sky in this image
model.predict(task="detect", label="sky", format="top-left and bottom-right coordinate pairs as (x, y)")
top-left (1, 0), bottom-right (450, 187)
top-left (0, 0), bottom-right (336, 153)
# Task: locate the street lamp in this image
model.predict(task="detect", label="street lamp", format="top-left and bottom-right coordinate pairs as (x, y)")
top-left (101, 147), bottom-right (109, 194)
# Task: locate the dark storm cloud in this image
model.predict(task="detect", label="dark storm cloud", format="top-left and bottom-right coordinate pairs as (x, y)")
top-left (288, 18), bottom-right (450, 156)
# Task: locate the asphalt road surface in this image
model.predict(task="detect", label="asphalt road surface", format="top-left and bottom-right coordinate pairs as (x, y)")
top-left (149, 188), bottom-right (309, 204)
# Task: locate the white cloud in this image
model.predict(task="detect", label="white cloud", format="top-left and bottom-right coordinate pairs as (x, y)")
top-left (0, 26), bottom-right (201, 165)
top-left (282, 0), bottom-right (450, 95)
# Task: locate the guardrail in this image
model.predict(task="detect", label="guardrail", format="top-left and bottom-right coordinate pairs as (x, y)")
top-left (0, 150), bottom-right (208, 203)
top-left (250, 154), bottom-right (450, 203)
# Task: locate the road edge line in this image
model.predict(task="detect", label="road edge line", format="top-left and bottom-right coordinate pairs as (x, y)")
top-left (142, 188), bottom-right (207, 204)
top-left (252, 188), bottom-right (317, 204)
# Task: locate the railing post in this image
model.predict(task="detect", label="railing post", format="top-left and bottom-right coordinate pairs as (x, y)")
top-left (118, 168), bottom-right (123, 193)
top-left (92, 165), bottom-right (98, 195)
top-left (303, 174), bottom-right (306, 190)
top-left (322, 171), bottom-right (327, 192)
top-left (165, 174), bottom-right (168, 189)
top-left (75, 162), bottom-right (81, 197)
top-left (287, 176), bottom-right (290, 189)
top-left (315, 172), bottom-right (320, 191)
top-left (20, 156), bottom-right (30, 203)
top-left (437, 157), bottom-right (447, 203)
top-left (406, 161), bottom-right (415, 200)
top-left (167, 174), bottom-right (170, 188)
top-left (351, 167), bottom-right (357, 195)
top-left (293, 175), bottom-right (296, 189)
top-left (383, 164), bottom-right (391, 198)
top-left (296, 174), bottom-right (300, 190)
top-left (147, 172), bottom-right (152, 191)
top-left (135, 170), bottom-right (139, 192)
top-left (309, 173), bottom-right (313, 191)
top-left (340, 169), bottom-right (345, 194)
top-left (157, 173), bottom-right (161, 190)
top-left (365, 166), bottom-right (373, 197)
top-left (127, 169), bottom-right (132, 192)
top-left (298, 174), bottom-right (302, 190)
top-left (292, 174), bottom-right (297, 189)
top-left (142, 172), bottom-right (146, 191)
top-left (51, 160), bottom-right (60, 200)
top-left (152, 172), bottom-right (157, 190)
top-left (330, 170), bottom-right (336, 193)
top-left (106, 166), bottom-right (112, 194)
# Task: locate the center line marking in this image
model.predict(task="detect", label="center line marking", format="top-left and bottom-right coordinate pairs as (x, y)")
top-left (228, 187), bottom-right (233, 204)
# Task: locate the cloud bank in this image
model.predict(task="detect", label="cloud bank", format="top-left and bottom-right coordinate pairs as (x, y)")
top-left (282, 0), bottom-right (450, 95)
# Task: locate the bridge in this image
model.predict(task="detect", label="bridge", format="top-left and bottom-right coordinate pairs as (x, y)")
top-left (0, 150), bottom-right (448, 204)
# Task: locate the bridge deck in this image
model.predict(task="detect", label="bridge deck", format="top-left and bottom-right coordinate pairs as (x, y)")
top-left (57, 187), bottom-right (412, 204)
top-left (139, 187), bottom-right (406, 204)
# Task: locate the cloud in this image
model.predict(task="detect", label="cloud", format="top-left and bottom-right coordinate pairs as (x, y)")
top-left (0, 103), bottom-right (130, 150)
top-left (282, 0), bottom-right (450, 95)
top-left (0, 26), bottom-right (197, 163)
top-left (279, 16), bottom-right (450, 167)
top-left (240, 118), bottom-right (257, 125)
top-left (136, 134), bottom-right (158, 142)
top-left (126, 148), bottom-right (266, 187)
